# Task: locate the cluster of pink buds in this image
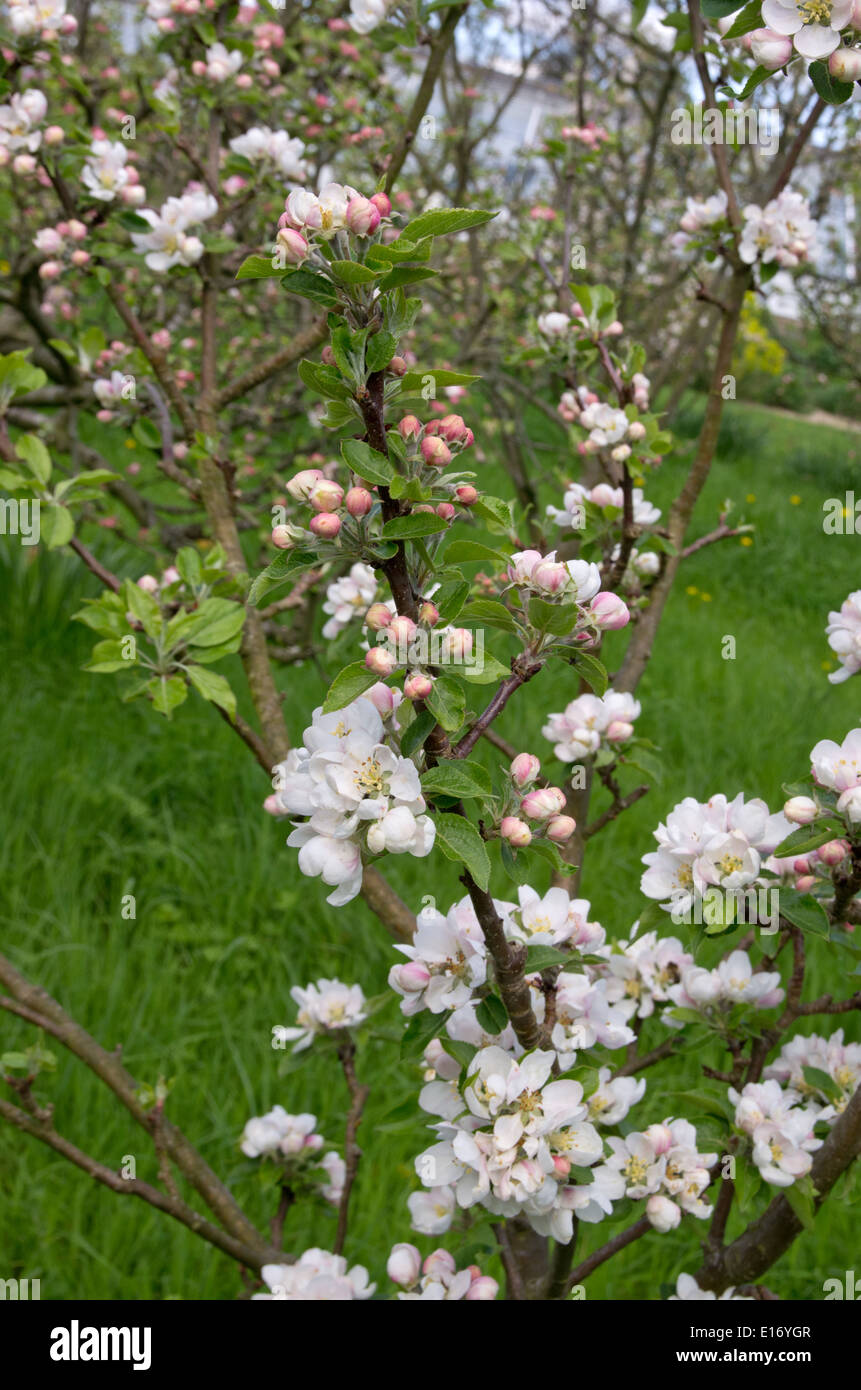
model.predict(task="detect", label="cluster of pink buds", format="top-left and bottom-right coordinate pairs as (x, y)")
top-left (397, 413), bottom-right (475, 480)
top-left (387, 1245), bottom-right (498, 1301)
top-left (560, 121), bottom-right (609, 148)
top-left (792, 840), bottom-right (850, 892)
top-left (363, 605), bottom-right (447, 692)
top-left (272, 466), bottom-right (374, 548)
top-left (33, 218), bottom-right (89, 279)
top-left (276, 183), bottom-right (393, 266)
top-left (499, 754), bottom-right (576, 847)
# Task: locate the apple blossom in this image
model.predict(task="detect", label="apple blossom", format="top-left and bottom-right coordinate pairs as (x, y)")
top-left (275, 978), bottom-right (368, 1052)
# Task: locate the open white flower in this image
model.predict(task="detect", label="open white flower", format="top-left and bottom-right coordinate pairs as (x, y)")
top-left (81, 139), bottom-right (129, 202)
top-left (276, 978), bottom-right (367, 1051)
top-left (760, 0), bottom-right (852, 59)
top-left (254, 1250), bottom-right (374, 1300)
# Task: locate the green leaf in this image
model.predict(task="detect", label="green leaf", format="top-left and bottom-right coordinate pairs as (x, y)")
top-left (132, 418), bottom-right (161, 451)
top-left (665, 1086), bottom-right (736, 1123)
top-left (377, 266), bottom-right (438, 291)
top-left (329, 259), bottom-right (380, 285)
top-left (248, 549), bottom-right (317, 607)
top-left (298, 358), bottom-right (351, 402)
top-left (734, 1155), bottom-right (764, 1215)
top-left (524, 944), bottom-right (579, 974)
top-left (186, 665), bottom-right (237, 721)
top-left (15, 434), bottom-right (51, 485)
top-left (779, 890), bottom-right (830, 938)
top-left (39, 502), bottom-right (73, 549)
top-left (366, 238), bottom-right (432, 265)
top-left (281, 268), bottom-right (340, 307)
top-left (150, 673), bottom-right (188, 718)
top-left (461, 598), bottom-right (518, 633)
top-left (434, 812), bottom-right (491, 890)
top-left (572, 651), bottom-right (608, 696)
top-left (400, 368), bottom-right (480, 393)
top-left (401, 207), bottom-right (497, 241)
top-left (322, 661), bottom-right (382, 713)
top-left (176, 546), bottom-right (203, 588)
top-left (783, 1175), bottom-right (816, 1229)
top-left (83, 638), bottom-right (136, 674)
top-left (341, 438), bottom-right (394, 485)
top-left (729, 64), bottom-right (772, 100)
top-left (381, 512), bottom-right (449, 539)
top-left (365, 331), bottom-right (398, 374)
top-left (124, 579), bottom-right (163, 640)
top-left (400, 1009), bottom-right (443, 1058)
top-left (235, 254), bottom-right (285, 280)
top-left (170, 598), bottom-right (245, 650)
top-left (808, 58), bottom-right (854, 105)
top-left (772, 824), bottom-right (841, 858)
top-left (699, 0), bottom-right (744, 15)
top-left (723, 0), bottom-right (767, 36)
top-left (475, 994), bottom-right (508, 1035)
top-left (802, 1065), bottom-right (841, 1102)
top-left (425, 674), bottom-right (466, 732)
top-left (400, 710), bottom-right (436, 758)
top-left (433, 579), bottom-right (471, 625)
top-left (421, 761), bottom-right (492, 800)
top-left (440, 1038), bottom-right (477, 1073)
top-left (442, 539), bottom-right (507, 568)
top-left (528, 596), bottom-right (580, 637)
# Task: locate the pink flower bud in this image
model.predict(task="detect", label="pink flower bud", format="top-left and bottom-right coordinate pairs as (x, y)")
top-left (627, 420), bottom-right (646, 441)
top-left (398, 414), bottom-right (422, 440)
top-left (783, 796), bottom-right (818, 825)
top-left (286, 468), bottom-right (324, 501)
top-left (321, 345), bottom-right (336, 365)
top-left (346, 486), bottom-right (373, 518)
top-left (387, 1243), bottom-right (422, 1287)
top-left (389, 614), bottom-right (418, 645)
top-left (795, 875), bottom-right (816, 893)
top-left (365, 681), bottom-right (396, 715)
top-left (646, 1194), bottom-right (681, 1233)
top-left (387, 355), bottom-right (407, 376)
top-left (346, 195), bottom-right (381, 236)
top-left (606, 720), bottom-right (634, 743)
top-left (793, 857), bottom-right (811, 875)
top-left (500, 816), bottom-right (533, 847)
top-left (263, 794), bottom-right (283, 816)
top-left (421, 436), bottom-right (452, 468)
top-left (44, 125), bottom-right (64, 145)
top-left (365, 603), bottom-right (393, 631)
top-left (546, 815), bottom-right (576, 843)
top-left (419, 601), bottom-right (439, 626)
top-left (276, 227), bottom-right (309, 264)
top-left (589, 592), bottom-right (630, 630)
top-left (532, 560), bottom-right (568, 594)
top-left (309, 512), bottom-right (341, 538)
top-left (643, 1122), bottom-right (673, 1155)
top-left (162, 567), bottom-right (180, 586)
top-left (552, 1154), bottom-right (572, 1178)
top-left (404, 671), bottom-right (433, 701)
top-left (271, 525), bottom-right (293, 549)
top-left (394, 961), bottom-right (431, 992)
top-left (38, 260), bottom-right (63, 280)
top-left (465, 1276), bottom-right (499, 1300)
top-left (137, 574), bottom-right (159, 593)
top-left (370, 192), bottom-right (392, 218)
top-left (510, 754), bottom-right (541, 788)
top-left (438, 413), bottom-right (467, 443)
top-left (436, 502), bottom-right (455, 522)
top-left (817, 839), bottom-right (849, 867)
top-left (455, 485), bottom-right (478, 506)
top-left (423, 1250), bottom-right (456, 1280)
top-left (308, 479), bottom-right (344, 512)
top-left (70, 249), bottom-right (89, 267)
top-left (521, 787), bottom-right (567, 820)
top-left (365, 645), bottom-right (397, 676)
top-left (440, 627), bottom-right (473, 661)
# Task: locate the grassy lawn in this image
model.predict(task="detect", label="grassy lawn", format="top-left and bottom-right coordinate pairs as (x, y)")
top-left (1, 399), bottom-right (859, 1299)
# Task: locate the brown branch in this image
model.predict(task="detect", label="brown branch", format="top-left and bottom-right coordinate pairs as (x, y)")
top-left (333, 1041), bottom-right (369, 1257)
top-left (214, 319), bottom-right (328, 409)
top-left (68, 537), bottom-right (122, 592)
top-left (566, 1215), bottom-right (651, 1290)
top-left (384, 6), bottom-right (467, 194)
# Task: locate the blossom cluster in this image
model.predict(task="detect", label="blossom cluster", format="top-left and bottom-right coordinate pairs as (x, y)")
top-left (547, 479), bottom-right (661, 532)
top-left (322, 562), bottom-right (378, 640)
top-left (268, 694), bottom-right (434, 905)
top-left (497, 753), bottom-right (577, 849)
top-left (673, 186), bottom-right (818, 272)
top-left (506, 549), bottom-right (630, 629)
top-left (273, 978), bottom-right (368, 1052)
top-left (825, 590), bottom-right (861, 684)
top-left (755, 0), bottom-right (856, 62)
top-left (387, 1245), bottom-right (498, 1300)
top-left (276, 181), bottom-right (391, 265)
top-left (810, 726), bottom-right (861, 823)
top-left (730, 1079), bottom-right (822, 1187)
top-left (33, 217), bottom-right (89, 281)
top-left (640, 792), bottom-right (792, 913)
top-left (130, 189), bottom-right (218, 271)
top-left (663, 948), bottom-right (784, 1018)
top-left (239, 1106), bottom-right (345, 1203)
top-left (228, 126), bottom-right (307, 181)
top-left (543, 688), bottom-right (641, 763)
top-left (0, 88), bottom-right (47, 161)
top-left (82, 139), bottom-right (143, 205)
top-left (765, 1029), bottom-right (861, 1118)
top-left (5, 0), bottom-right (76, 41)
top-left (254, 1250), bottom-right (374, 1300)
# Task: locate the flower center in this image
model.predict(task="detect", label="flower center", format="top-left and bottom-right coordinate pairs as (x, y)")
top-left (798, 0), bottom-right (833, 21)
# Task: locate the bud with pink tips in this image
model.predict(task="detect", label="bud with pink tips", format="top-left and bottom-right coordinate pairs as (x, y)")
top-left (346, 195), bottom-right (381, 236)
top-left (276, 227), bottom-right (309, 264)
top-left (365, 602), bottom-right (393, 631)
top-left (546, 815), bottom-right (576, 843)
top-left (421, 436), bottom-right (452, 468)
top-left (521, 786), bottom-right (567, 820)
top-left (500, 816), bottom-right (533, 847)
top-left (646, 1194), bottom-right (681, 1233)
top-left (308, 478), bottom-right (344, 512)
top-left (370, 191), bottom-right (392, 218)
top-left (346, 486), bottom-right (373, 518)
top-left (309, 512), bottom-right (341, 538)
top-left (606, 720), bottom-right (634, 743)
top-left (271, 525), bottom-right (294, 549)
top-left (589, 591), bottom-right (630, 630)
top-left (404, 671), bottom-right (433, 701)
top-left (783, 796), bottom-right (818, 825)
top-left (419, 601), bottom-right (439, 626)
top-left (398, 414), bottom-right (422, 441)
top-left (365, 645), bottom-right (397, 677)
top-left (818, 839), bottom-right (849, 867)
top-left (387, 1243), bottom-right (422, 1288)
top-left (286, 468), bottom-right (324, 501)
top-left (391, 961), bottom-right (431, 994)
top-left (510, 753), bottom-right (541, 788)
top-left (465, 1275), bottom-right (499, 1300)
top-left (455, 485), bottom-right (478, 506)
top-left (389, 615), bottom-right (418, 645)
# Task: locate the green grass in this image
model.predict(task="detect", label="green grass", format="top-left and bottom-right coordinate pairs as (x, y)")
top-left (1, 400), bottom-right (859, 1300)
